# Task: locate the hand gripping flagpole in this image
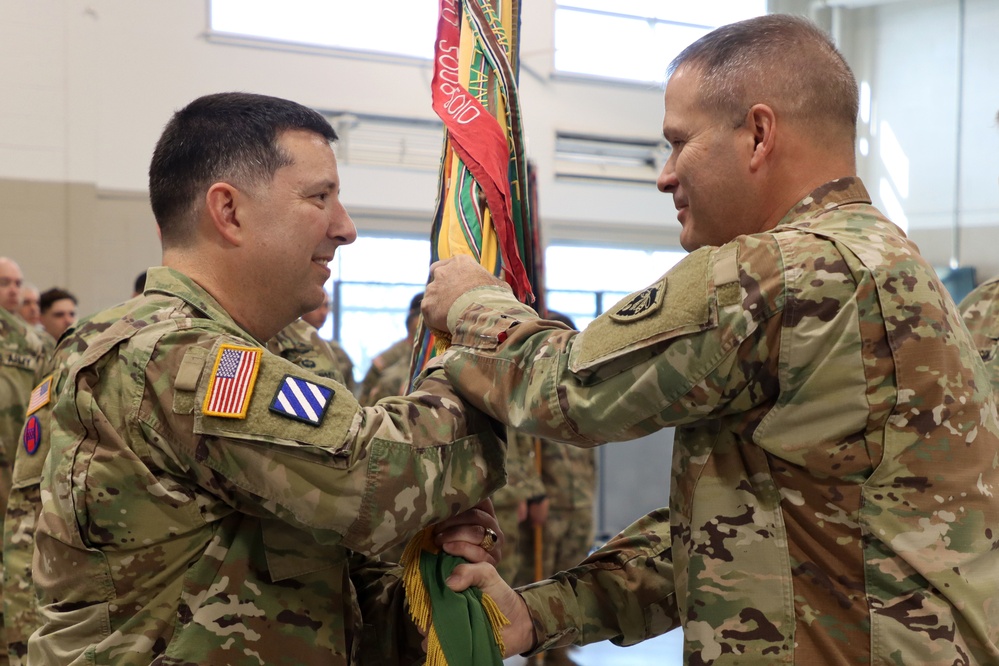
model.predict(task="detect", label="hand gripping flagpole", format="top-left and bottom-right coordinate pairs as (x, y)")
top-left (402, 1), bottom-right (542, 664)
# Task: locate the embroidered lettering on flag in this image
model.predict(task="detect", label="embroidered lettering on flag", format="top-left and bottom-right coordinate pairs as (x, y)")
top-left (269, 374), bottom-right (334, 426)
top-left (26, 375), bottom-right (54, 416)
top-left (203, 344), bottom-right (262, 418)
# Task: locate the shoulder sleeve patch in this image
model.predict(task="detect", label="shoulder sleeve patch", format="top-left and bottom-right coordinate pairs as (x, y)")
top-left (26, 375), bottom-right (54, 416)
top-left (202, 343), bottom-right (263, 419)
top-left (570, 247), bottom-right (713, 372)
top-left (194, 346), bottom-right (359, 460)
top-left (609, 277), bottom-right (667, 322)
top-left (269, 374), bottom-right (335, 426)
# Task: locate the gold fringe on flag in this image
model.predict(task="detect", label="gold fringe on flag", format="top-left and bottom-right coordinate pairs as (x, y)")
top-left (401, 527), bottom-right (510, 665)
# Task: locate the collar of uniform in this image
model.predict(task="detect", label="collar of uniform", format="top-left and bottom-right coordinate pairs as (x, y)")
top-left (142, 266), bottom-right (264, 345)
top-left (776, 177), bottom-right (872, 229)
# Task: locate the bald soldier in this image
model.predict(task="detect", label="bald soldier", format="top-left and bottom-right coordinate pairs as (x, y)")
top-left (424, 15), bottom-right (999, 664)
top-left (29, 92), bottom-right (506, 665)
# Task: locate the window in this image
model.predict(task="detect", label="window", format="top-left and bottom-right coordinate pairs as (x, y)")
top-left (555, 0), bottom-right (767, 83)
top-left (321, 236), bottom-right (429, 384)
top-left (210, 0), bottom-right (437, 59)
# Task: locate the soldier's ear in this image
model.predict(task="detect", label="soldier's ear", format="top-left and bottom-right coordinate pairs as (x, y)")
top-left (205, 182), bottom-right (244, 246)
top-left (746, 104), bottom-right (776, 171)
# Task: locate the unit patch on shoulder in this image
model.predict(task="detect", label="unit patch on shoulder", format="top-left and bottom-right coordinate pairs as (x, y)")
top-left (269, 375), bottom-right (334, 426)
top-left (23, 415), bottom-right (41, 455)
top-left (203, 344), bottom-right (262, 419)
top-left (610, 278), bottom-right (667, 322)
top-left (26, 375), bottom-right (54, 416)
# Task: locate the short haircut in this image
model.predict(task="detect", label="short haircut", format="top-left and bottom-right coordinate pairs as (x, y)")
top-left (149, 92), bottom-right (338, 246)
top-left (40, 287), bottom-right (77, 313)
top-left (668, 15), bottom-right (858, 142)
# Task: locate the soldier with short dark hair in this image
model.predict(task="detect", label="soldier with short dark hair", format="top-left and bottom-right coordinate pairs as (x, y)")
top-left (424, 15), bottom-right (999, 664)
top-left (30, 92), bottom-right (505, 665)
top-left (38, 287), bottom-right (77, 342)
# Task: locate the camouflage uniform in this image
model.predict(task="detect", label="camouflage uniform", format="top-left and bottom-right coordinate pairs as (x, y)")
top-left (0, 308), bottom-right (44, 666)
top-left (358, 338), bottom-right (410, 404)
top-left (442, 179), bottom-right (999, 663)
top-left (359, 356), bottom-right (410, 408)
top-left (327, 338), bottom-right (357, 394)
top-left (29, 267), bottom-right (506, 665)
top-left (959, 275), bottom-right (999, 391)
top-left (268, 318), bottom-right (352, 386)
top-left (491, 429), bottom-right (544, 586)
top-left (0, 308), bottom-right (44, 502)
top-left (528, 439), bottom-right (595, 579)
top-left (4, 298), bottom-right (144, 665)
top-left (5, 307), bottom-right (356, 664)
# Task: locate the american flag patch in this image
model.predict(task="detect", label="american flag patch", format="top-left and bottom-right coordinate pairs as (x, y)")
top-left (269, 375), bottom-right (334, 426)
top-left (203, 344), bottom-right (262, 418)
top-left (26, 375), bottom-right (53, 416)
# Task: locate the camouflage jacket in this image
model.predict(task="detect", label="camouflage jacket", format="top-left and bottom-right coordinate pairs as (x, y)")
top-left (539, 438), bottom-right (595, 510)
top-left (0, 308), bottom-right (44, 510)
top-left (359, 355), bottom-right (410, 407)
top-left (7, 303), bottom-right (368, 664)
top-left (492, 429), bottom-right (545, 510)
top-left (30, 267), bottom-right (506, 665)
top-left (358, 338), bottom-right (411, 404)
top-left (327, 338), bottom-right (357, 393)
top-left (5, 298), bottom-right (145, 665)
top-left (959, 275), bottom-right (999, 392)
top-left (441, 179), bottom-right (999, 664)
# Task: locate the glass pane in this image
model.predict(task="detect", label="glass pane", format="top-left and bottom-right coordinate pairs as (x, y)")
top-left (554, 1), bottom-right (767, 81)
top-left (555, 11), bottom-right (667, 83)
top-left (557, 0), bottom-right (766, 25)
top-left (334, 236), bottom-right (431, 283)
top-left (338, 283), bottom-right (423, 384)
top-left (546, 245), bottom-right (686, 292)
top-left (599, 291), bottom-right (633, 314)
top-left (211, 0), bottom-right (437, 59)
top-left (652, 22), bottom-right (712, 70)
top-left (547, 291), bottom-right (599, 322)
top-left (339, 311), bottom-right (411, 384)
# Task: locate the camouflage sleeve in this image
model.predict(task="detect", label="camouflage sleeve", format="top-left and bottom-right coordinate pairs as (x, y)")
top-left (490, 428), bottom-right (543, 508)
top-left (348, 552), bottom-right (425, 666)
top-left (442, 242), bottom-right (782, 444)
top-left (151, 329), bottom-right (507, 557)
top-left (517, 508), bottom-right (680, 651)
top-left (326, 340), bottom-right (356, 393)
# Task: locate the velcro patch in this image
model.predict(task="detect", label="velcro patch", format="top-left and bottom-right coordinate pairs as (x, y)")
top-left (26, 375), bottom-right (53, 416)
top-left (23, 415), bottom-right (41, 455)
top-left (269, 375), bottom-right (334, 426)
top-left (203, 344), bottom-right (262, 419)
top-left (610, 278), bottom-right (667, 322)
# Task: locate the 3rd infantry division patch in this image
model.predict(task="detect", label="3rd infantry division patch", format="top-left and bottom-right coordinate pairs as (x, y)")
top-left (270, 375), bottom-right (334, 426)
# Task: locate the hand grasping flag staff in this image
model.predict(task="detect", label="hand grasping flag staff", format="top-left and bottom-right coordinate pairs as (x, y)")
top-left (403, 0), bottom-right (543, 663)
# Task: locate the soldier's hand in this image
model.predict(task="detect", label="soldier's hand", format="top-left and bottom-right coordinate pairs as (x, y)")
top-left (433, 499), bottom-right (504, 566)
top-left (423, 255), bottom-right (509, 331)
top-left (445, 561), bottom-right (536, 657)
